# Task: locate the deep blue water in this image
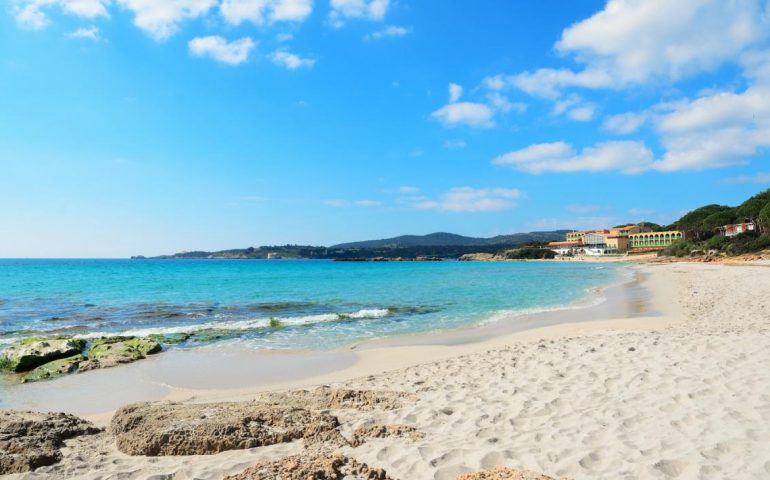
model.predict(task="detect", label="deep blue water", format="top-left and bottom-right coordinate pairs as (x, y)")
top-left (0, 259), bottom-right (623, 351)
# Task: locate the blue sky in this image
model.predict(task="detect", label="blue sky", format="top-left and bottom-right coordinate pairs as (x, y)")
top-left (1, 0), bottom-right (769, 257)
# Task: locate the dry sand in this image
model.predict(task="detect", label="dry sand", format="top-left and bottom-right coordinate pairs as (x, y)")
top-left (7, 262), bottom-right (770, 479)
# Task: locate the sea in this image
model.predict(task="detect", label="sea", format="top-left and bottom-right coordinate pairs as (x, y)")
top-left (0, 259), bottom-right (624, 352)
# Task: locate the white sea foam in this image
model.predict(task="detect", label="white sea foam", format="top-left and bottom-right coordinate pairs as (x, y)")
top-left (76, 308), bottom-right (393, 339)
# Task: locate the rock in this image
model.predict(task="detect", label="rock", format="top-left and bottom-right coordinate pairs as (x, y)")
top-left (147, 333), bottom-right (191, 345)
top-left (456, 468), bottom-right (560, 480)
top-left (258, 387), bottom-right (414, 412)
top-left (79, 336), bottom-right (161, 372)
top-left (110, 400), bottom-right (341, 456)
top-left (0, 410), bottom-right (100, 474)
top-left (0, 337), bottom-right (86, 373)
top-left (22, 354), bottom-right (85, 383)
top-left (350, 424), bottom-right (423, 447)
top-left (458, 253), bottom-right (498, 261)
top-left (223, 453), bottom-right (392, 480)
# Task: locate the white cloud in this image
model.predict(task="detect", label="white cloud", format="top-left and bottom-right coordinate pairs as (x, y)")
top-left (552, 94), bottom-right (596, 122)
top-left (325, 199), bottom-right (383, 207)
top-left (567, 104), bottom-right (596, 122)
top-left (365, 24), bottom-right (410, 41)
top-left (603, 111), bottom-right (649, 134)
top-left (487, 0), bottom-right (770, 99)
top-left (448, 83), bottom-right (463, 103)
top-left (651, 85), bottom-right (770, 171)
top-left (188, 36), bottom-right (255, 65)
top-left (329, 0), bottom-right (389, 27)
top-left (493, 141), bottom-right (654, 174)
top-left (271, 50), bottom-right (316, 69)
top-left (13, 0), bottom-right (110, 30)
top-left (413, 187), bottom-right (522, 213)
top-left (220, 0), bottom-right (312, 26)
top-left (398, 186), bottom-right (419, 193)
top-left (116, 0), bottom-right (217, 41)
top-left (554, 0), bottom-right (770, 86)
top-left (68, 25), bottom-right (101, 40)
top-left (431, 102), bottom-right (495, 128)
top-left (722, 172), bottom-right (770, 184)
top-left (486, 92), bottom-right (526, 114)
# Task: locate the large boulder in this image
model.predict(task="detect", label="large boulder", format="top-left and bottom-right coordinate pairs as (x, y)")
top-left (223, 454), bottom-right (391, 480)
top-left (0, 410), bottom-right (100, 474)
top-left (0, 337), bottom-right (86, 373)
top-left (110, 400), bottom-right (341, 456)
top-left (22, 354), bottom-right (85, 383)
top-left (78, 336), bottom-right (161, 372)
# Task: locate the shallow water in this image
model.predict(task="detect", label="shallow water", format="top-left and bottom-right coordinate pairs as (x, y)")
top-left (0, 259), bottom-right (623, 351)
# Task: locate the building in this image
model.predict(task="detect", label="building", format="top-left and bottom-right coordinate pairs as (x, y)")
top-left (605, 235), bottom-right (629, 252)
top-left (628, 231), bottom-right (685, 249)
top-left (546, 241), bottom-right (583, 255)
top-left (718, 220), bottom-right (756, 237)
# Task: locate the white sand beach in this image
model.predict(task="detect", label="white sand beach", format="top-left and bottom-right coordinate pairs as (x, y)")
top-left (7, 261), bottom-right (770, 479)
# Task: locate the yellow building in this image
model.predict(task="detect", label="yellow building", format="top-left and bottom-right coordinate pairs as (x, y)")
top-left (628, 231), bottom-right (685, 249)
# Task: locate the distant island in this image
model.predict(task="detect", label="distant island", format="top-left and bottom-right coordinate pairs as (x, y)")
top-left (131, 230), bottom-right (571, 260)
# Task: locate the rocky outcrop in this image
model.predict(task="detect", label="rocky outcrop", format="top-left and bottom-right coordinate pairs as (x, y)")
top-left (0, 337), bottom-right (86, 373)
top-left (22, 354), bottom-right (85, 383)
top-left (350, 424), bottom-right (423, 447)
top-left (456, 468), bottom-right (560, 480)
top-left (258, 387), bottom-right (414, 412)
top-left (0, 410), bottom-right (100, 474)
top-left (223, 454), bottom-right (392, 480)
top-left (78, 336), bottom-right (161, 372)
top-left (110, 401), bottom-right (341, 456)
top-left (458, 253), bottom-right (498, 261)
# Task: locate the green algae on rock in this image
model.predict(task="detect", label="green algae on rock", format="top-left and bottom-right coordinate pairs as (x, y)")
top-left (0, 337), bottom-right (86, 373)
top-left (79, 336), bottom-right (161, 372)
top-left (22, 354), bottom-right (85, 383)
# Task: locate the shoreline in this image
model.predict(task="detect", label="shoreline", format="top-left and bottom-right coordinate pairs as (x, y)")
top-left (1, 261), bottom-right (665, 424)
top-left (5, 262), bottom-right (770, 479)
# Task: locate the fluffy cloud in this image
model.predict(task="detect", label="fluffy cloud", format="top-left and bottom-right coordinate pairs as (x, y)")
top-left (116, 0), bottom-right (218, 41)
top-left (13, 0), bottom-right (110, 30)
top-left (329, 0), bottom-right (389, 27)
top-left (431, 102), bottom-right (494, 128)
top-left (188, 36), bottom-right (255, 65)
top-left (651, 84), bottom-right (770, 171)
top-left (413, 187), bottom-right (522, 212)
top-left (364, 24), bottom-right (410, 41)
top-left (431, 82), bottom-right (498, 128)
top-left (493, 141), bottom-right (654, 174)
top-left (220, 0), bottom-right (312, 26)
top-left (271, 50), bottom-right (316, 69)
top-left (602, 111), bottom-right (649, 134)
top-left (68, 26), bottom-right (101, 40)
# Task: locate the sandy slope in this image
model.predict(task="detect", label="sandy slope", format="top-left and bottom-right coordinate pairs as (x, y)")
top-left (9, 263), bottom-right (770, 479)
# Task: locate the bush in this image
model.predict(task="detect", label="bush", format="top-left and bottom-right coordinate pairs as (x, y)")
top-left (500, 248), bottom-right (557, 260)
top-left (658, 240), bottom-right (695, 257)
top-left (724, 232), bottom-right (770, 255)
top-left (705, 235), bottom-right (729, 250)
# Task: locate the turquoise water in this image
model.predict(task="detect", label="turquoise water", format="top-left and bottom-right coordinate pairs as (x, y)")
top-left (0, 259), bottom-right (623, 351)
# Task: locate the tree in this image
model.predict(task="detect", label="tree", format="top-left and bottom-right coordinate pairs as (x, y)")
top-left (676, 204), bottom-right (734, 240)
top-left (735, 188), bottom-right (770, 224)
top-left (758, 202), bottom-right (770, 234)
top-left (701, 209), bottom-right (737, 231)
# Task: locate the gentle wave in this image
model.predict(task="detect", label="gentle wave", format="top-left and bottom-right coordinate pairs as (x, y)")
top-left (76, 308), bottom-right (392, 339)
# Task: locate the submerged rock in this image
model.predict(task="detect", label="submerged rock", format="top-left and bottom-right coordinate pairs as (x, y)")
top-left (22, 354), bottom-right (85, 383)
top-left (0, 410), bottom-right (100, 474)
top-left (223, 454), bottom-right (392, 480)
top-left (79, 336), bottom-right (161, 372)
top-left (147, 332), bottom-right (191, 345)
top-left (110, 400), bottom-right (341, 456)
top-left (0, 337), bottom-right (86, 373)
top-left (456, 468), bottom-right (560, 480)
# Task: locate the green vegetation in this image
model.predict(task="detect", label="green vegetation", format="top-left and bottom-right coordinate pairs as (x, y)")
top-left (656, 188), bottom-right (770, 257)
top-left (499, 248), bottom-right (557, 260)
top-left (268, 318), bottom-right (283, 328)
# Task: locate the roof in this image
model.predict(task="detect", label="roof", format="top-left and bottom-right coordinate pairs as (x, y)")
top-left (548, 241), bottom-right (583, 247)
top-left (628, 230), bottom-right (683, 236)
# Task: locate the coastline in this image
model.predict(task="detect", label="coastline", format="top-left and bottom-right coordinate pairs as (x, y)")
top-left (5, 261), bottom-right (770, 478)
top-left (1, 261), bottom-right (638, 420)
